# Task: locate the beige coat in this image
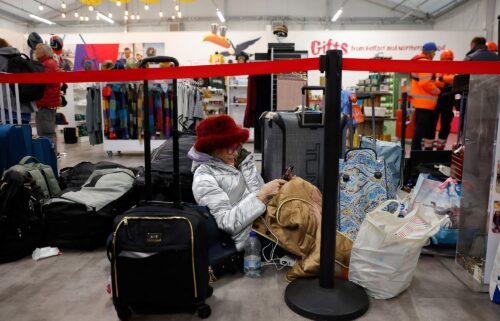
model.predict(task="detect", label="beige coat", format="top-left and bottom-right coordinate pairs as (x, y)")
top-left (253, 177), bottom-right (352, 281)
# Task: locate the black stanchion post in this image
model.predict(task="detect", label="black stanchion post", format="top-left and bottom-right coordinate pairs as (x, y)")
top-left (318, 49), bottom-right (342, 289)
top-left (497, 15), bottom-right (499, 60)
top-left (400, 80), bottom-right (408, 184)
top-left (284, 49), bottom-right (369, 321)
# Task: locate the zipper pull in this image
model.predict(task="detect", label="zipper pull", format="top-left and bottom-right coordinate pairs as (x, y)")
top-left (123, 218), bottom-right (133, 239)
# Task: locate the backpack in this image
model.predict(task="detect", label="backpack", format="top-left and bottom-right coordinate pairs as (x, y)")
top-left (146, 133), bottom-right (196, 202)
top-left (6, 156), bottom-right (61, 199)
top-left (1, 53), bottom-right (46, 103)
top-left (0, 171), bottom-right (44, 263)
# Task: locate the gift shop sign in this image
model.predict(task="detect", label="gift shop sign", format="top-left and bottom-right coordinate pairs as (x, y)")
top-left (310, 38), bottom-right (446, 56)
top-left (310, 39), bottom-right (349, 55)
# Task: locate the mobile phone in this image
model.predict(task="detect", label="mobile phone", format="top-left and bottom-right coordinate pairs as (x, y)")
top-left (282, 165), bottom-right (294, 181)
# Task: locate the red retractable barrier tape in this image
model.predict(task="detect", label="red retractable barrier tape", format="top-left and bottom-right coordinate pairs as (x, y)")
top-left (0, 58), bottom-right (499, 84)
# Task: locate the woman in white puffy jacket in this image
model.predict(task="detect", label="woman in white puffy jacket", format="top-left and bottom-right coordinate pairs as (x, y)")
top-left (189, 115), bottom-right (285, 251)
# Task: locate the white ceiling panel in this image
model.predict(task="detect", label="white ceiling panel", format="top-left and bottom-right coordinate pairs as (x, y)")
top-left (0, 0), bottom-right (474, 28)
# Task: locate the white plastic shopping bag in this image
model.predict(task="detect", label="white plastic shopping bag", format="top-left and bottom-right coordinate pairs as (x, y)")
top-left (490, 244), bottom-right (500, 304)
top-left (349, 200), bottom-right (443, 299)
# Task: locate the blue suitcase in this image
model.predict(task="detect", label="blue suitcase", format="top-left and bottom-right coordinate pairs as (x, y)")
top-left (0, 124), bottom-right (32, 175)
top-left (32, 137), bottom-right (58, 176)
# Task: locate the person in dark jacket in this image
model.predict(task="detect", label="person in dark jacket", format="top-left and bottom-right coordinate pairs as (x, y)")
top-left (35, 43), bottom-right (62, 153)
top-left (464, 37), bottom-right (498, 61)
top-left (0, 38), bottom-right (36, 124)
top-left (433, 49), bottom-right (456, 150)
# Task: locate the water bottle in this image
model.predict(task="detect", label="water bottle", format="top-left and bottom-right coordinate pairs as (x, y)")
top-left (244, 231), bottom-right (261, 278)
top-left (398, 203), bottom-right (407, 218)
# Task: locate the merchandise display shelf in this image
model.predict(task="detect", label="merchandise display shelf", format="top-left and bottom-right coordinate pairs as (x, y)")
top-left (102, 139), bottom-right (165, 153)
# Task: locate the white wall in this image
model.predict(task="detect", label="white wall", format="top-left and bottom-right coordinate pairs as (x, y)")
top-left (39, 29), bottom-right (480, 88)
top-left (433, 0), bottom-right (499, 43)
top-left (0, 19), bottom-right (28, 50)
top-left (434, 0), bottom-right (487, 32)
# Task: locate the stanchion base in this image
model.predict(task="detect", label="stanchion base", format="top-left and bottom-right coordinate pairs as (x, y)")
top-left (285, 278), bottom-right (369, 321)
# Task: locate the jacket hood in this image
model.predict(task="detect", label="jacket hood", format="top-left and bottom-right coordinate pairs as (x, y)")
top-left (189, 147), bottom-right (231, 173)
top-left (0, 47), bottom-right (20, 56)
top-left (189, 146), bottom-right (253, 173)
top-left (466, 44), bottom-right (488, 56)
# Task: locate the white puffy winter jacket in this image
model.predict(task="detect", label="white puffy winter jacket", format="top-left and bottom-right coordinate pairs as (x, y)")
top-left (190, 147), bottom-right (266, 251)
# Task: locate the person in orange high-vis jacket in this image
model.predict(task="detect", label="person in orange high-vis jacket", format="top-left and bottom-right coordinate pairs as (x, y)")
top-left (410, 42), bottom-right (441, 150)
top-left (433, 49), bottom-right (456, 150)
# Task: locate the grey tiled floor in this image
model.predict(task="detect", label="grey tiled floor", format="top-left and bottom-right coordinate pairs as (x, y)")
top-left (0, 138), bottom-right (498, 321)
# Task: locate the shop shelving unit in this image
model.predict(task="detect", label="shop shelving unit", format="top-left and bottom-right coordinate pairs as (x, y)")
top-left (227, 75), bottom-right (248, 126)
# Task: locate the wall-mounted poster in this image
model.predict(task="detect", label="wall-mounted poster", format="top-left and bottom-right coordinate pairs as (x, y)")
top-left (70, 42), bottom-right (165, 71)
top-left (73, 44), bottom-right (120, 71)
top-left (116, 42), bottom-right (165, 68)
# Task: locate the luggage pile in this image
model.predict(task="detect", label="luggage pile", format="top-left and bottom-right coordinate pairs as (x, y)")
top-left (1, 56), bottom-right (240, 320)
top-left (260, 84), bottom-right (446, 301)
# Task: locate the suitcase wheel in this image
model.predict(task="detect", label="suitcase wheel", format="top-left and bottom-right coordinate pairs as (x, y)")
top-left (115, 303), bottom-right (132, 321)
top-left (197, 304), bottom-right (211, 319)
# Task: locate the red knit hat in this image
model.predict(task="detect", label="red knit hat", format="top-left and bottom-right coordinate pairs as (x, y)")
top-left (195, 115), bottom-right (249, 154)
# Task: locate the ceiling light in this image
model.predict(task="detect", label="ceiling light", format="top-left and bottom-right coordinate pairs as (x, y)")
top-left (61, 12), bottom-right (66, 18)
top-left (97, 12), bottom-right (115, 24)
top-left (74, 12), bottom-right (79, 18)
top-left (171, 14), bottom-right (175, 20)
top-left (116, 1), bottom-right (121, 7)
top-left (130, 14), bottom-right (135, 20)
top-left (331, 8), bottom-right (343, 22)
top-left (124, 15), bottom-right (128, 20)
top-left (80, 16), bottom-right (84, 21)
top-left (89, 6), bottom-right (94, 11)
top-left (108, 12), bottom-right (112, 18)
top-left (125, 10), bottom-right (128, 15)
top-left (39, 4), bottom-right (44, 11)
top-left (175, 4), bottom-right (179, 11)
top-left (144, 4), bottom-right (149, 10)
top-left (159, 11), bottom-right (163, 17)
top-left (177, 11), bottom-right (181, 18)
top-left (136, 14), bottom-right (140, 20)
top-left (29, 13), bottom-right (55, 25)
top-left (216, 9), bottom-right (225, 23)
top-left (61, 2), bottom-right (66, 9)
top-left (85, 16), bottom-right (89, 21)
top-left (96, 14), bottom-right (100, 20)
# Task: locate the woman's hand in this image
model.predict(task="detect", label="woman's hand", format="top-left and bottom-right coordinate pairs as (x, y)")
top-left (257, 179), bottom-right (287, 203)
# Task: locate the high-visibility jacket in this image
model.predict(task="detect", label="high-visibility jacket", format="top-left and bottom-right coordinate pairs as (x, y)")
top-left (435, 73), bottom-right (455, 89)
top-left (410, 54), bottom-right (441, 110)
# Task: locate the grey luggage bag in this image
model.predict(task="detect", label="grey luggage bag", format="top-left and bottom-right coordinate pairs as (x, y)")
top-left (261, 86), bottom-right (347, 190)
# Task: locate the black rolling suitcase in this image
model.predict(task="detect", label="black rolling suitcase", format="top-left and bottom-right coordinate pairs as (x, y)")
top-left (111, 202), bottom-right (211, 319)
top-left (110, 57), bottom-right (212, 320)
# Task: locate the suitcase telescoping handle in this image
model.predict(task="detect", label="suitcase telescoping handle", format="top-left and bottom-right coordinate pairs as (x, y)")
top-left (139, 56), bottom-right (181, 203)
top-left (0, 82), bottom-right (22, 125)
top-left (300, 86), bottom-right (325, 128)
